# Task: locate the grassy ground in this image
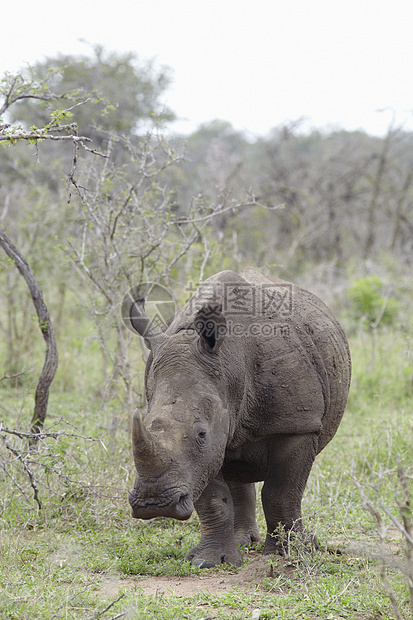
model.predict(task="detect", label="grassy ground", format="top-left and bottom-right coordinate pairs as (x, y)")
top-left (1, 328), bottom-right (413, 619)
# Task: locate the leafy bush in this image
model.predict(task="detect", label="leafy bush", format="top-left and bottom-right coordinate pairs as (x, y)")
top-left (347, 275), bottom-right (400, 328)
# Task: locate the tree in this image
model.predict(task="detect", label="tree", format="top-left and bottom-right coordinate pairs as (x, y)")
top-left (0, 229), bottom-right (58, 438)
top-left (9, 46), bottom-right (175, 147)
top-left (67, 125), bottom-right (266, 426)
top-left (0, 61), bottom-right (266, 437)
top-left (0, 69), bottom-right (106, 438)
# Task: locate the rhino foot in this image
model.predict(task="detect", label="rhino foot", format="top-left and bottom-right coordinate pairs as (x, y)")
top-left (188, 474), bottom-right (245, 568)
top-left (186, 542), bottom-right (243, 568)
top-left (235, 527), bottom-right (263, 548)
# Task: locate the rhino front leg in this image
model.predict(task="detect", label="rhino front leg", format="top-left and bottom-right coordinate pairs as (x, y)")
top-left (262, 433), bottom-right (319, 555)
top-left (186, 473), bottom-right (243, 568)
top-left (227, 481), bottom-right (262, 547)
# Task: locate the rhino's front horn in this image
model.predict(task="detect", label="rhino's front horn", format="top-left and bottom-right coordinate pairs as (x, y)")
top-left (132, 410), bottom-right (163, 469)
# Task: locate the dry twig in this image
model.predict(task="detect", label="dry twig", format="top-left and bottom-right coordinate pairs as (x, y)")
top-left (85, 594), bottom-right (126, 620)
top-left (353, 467), bottom-right (413, 620)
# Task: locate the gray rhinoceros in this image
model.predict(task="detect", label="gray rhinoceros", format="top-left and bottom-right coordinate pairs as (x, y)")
top-left (123, 267), bottom-right (351, 568)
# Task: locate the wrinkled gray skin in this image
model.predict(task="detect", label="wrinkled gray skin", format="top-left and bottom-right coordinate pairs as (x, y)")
top-left (125, 267), bottom-right (351, 568)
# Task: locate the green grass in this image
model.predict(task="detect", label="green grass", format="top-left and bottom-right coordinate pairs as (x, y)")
top-left (1, 327), bottom-right (413, 619)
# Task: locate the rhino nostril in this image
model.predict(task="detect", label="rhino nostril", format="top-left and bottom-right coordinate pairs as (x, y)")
top-left (178, 493), bottom-right (188, 505)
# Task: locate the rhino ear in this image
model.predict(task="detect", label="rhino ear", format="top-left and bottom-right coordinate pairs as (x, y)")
top-left (194, 303), bottom-right (226, 353)
top-left (121, 289), bottom-right (167, 353)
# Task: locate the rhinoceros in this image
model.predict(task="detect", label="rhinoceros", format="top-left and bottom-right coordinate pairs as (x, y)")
top-left (123, 267), bottom-right (351, 568)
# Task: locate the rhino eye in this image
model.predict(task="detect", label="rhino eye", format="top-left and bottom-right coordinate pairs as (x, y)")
top-left (195, 427), bottom-right (208, 446)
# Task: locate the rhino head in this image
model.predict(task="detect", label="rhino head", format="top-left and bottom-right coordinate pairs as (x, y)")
top-left (124, 294), bottom-right (230, 521)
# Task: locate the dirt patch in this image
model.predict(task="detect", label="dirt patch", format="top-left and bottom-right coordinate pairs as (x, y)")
top-left (327, 527), bottom-right (405, 559)
top-left (97, 531), bottom-right (408, 601)
top-left (96, 554), bottom-right (296, 599)
top-left (134, 556), bottom-right (276, 598)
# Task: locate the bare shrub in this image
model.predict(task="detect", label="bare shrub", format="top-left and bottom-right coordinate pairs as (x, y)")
top-left (353, 464), bottom-right (413, 619)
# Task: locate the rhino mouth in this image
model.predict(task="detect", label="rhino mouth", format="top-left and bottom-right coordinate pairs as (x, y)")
top-left (129, 489), bottom-right (194, 521)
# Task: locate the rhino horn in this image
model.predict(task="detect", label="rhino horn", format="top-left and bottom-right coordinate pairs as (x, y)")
top-left (132, 410), bottom-right (164, 469)
top-left (121, 292), bottom-right (167, 353)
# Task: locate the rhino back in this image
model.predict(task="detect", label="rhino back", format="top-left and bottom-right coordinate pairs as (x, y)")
top-left (239, 267), bottom-right (351, 452)
top-left (161, 268), bottom-right (350, 454)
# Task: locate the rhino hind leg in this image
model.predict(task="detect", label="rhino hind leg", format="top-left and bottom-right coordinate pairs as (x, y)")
top-left (227, 481), bottom-right (262, 547)
top-left (262, 433), bottom-right (319, 556)
top-left (185, 473), bottom-right (243, 568)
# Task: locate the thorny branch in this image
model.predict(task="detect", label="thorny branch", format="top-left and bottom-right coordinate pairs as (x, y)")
top-left (0, 431), bottom-right (42, 509)
top-left (0, 128), bottom-right (107, 157)
top-left (0, 421), bottom-right (107, 446)
top-left (378, 500), bottom-right (413, 546)
top-left (0, 131), bottom-right (92, 143)
top-left (353, 467), bottom-right (413, 620)
top-left (0, 421), bottom-right (108, 508)
top-left (1, 78), bottom-right (108, 201)
top-left (0, 72), bottom-right (74, 116)
top-left (176, 194), bottom-right (282, 225)
top-left (0, 364), bottom-right (35, 382)
top-left (85, 594), bottom-right (126, 620)
top-left (0, 126), bottom-right (107, 203)
top-left (0, 461), bottom-right (30, 502)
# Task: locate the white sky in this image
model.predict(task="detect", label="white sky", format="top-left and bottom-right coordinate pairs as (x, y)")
top-left (2, 0), bottom-right (413, 137)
